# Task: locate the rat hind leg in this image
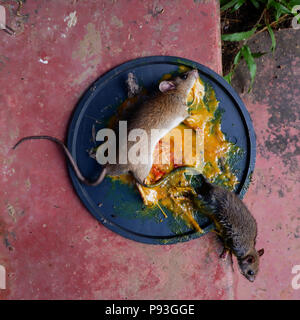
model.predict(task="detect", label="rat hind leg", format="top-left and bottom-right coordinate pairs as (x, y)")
top-left (220, 247), bottom-right (234, 271)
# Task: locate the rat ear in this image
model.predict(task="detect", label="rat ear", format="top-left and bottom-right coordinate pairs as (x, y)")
top-left (258, 248), bottom-right (264, 257)
top-left (159, 81), bottom-right (176, 92)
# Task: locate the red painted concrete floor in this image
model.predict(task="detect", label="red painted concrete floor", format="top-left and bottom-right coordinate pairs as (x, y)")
top-left (0, 0), bottom-right (234, 300)
top-left (0, 0), bottom-right (299, 300)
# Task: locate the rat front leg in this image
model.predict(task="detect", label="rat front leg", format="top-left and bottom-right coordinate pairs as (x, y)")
top-left (127, 72), bottom-right (140, 98)
top-left (220, 247), bottom-right (229, 260)
top-left (211, 228), bottom-right (222, 236)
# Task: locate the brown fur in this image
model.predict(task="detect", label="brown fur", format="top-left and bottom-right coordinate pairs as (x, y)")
top-left (13, 70), bottom-right (199, 187)
top-left (101, 69), bottom-right (199, 183)
top-left (194, 174), bottom-right (264, 282)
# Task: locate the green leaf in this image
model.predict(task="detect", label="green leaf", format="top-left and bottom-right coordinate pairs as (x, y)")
top-left (241, 45), bottom-right (257, 91)
top-left (221, 28), bottom-right (257, 41)
top-left (232, 0), bottom-right (246, 11)
top-left (224, 72), bottom-right (233, 84)
top-left (221, 0), bottom-right (240, 11)
top-left (290, 0), bottom-right (300, 8)
top-left (267, 0), bottom-right (275, 10)
top-left (233, 50), bottom-right (242, 65)
top-left (250, 0), bottom-right (260, 8)
top-left (280, 0), bottom-right (292, 10)
top-left (281, 0), bottom-right (300, 11)
top-left (269, 1), bottom-right (291, 20)
top-left (267, 24), bottom-right (276, 52)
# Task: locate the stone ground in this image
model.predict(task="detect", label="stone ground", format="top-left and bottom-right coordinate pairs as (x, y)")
top-left (0, 0), bottom-right (234, 300)
top-left (0, 0), bottom-right (299, 300)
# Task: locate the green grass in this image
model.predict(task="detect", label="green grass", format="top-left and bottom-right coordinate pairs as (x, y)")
top-left (221, 0), bottom-right (300, 90)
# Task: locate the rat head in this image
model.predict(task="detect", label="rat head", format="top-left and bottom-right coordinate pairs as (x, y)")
top-left (159, 69), bottom-right (199, 100)
top-left (238, 248), bottom-right (264, 282)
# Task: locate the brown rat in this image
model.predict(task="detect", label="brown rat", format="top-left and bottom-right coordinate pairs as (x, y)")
top-left (13, 69), bottom-right (199, 187)
top-left (191, 173), bottom-right (264, 282)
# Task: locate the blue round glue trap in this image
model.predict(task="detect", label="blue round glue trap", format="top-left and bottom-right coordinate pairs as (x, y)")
top-left (67, 56), bottom-right (256, 244)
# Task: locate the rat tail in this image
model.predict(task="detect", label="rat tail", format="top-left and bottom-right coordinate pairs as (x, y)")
top-left (13, 135), bottom-right (107, 186)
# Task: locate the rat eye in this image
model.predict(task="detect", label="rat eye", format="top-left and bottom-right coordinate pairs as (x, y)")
top-left (247, 257), bottom-right (254, 264)
top-left (247, 270), bottom-right (254, 276)
top-left (180, 73), bottom-right (188, 80)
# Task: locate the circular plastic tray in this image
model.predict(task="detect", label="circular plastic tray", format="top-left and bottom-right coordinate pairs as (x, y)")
top-left (67, 56), bottom-right (256, 244)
